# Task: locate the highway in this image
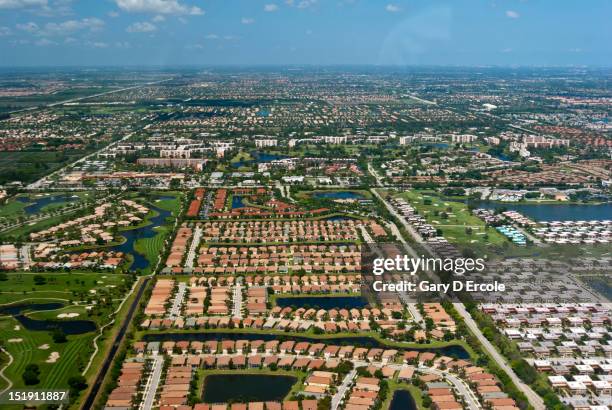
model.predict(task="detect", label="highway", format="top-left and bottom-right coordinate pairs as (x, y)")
top-left (80, 277), bottom-right (150, 410)
top-left (369, 179), bottom-right (546, 410)
top-left (453, 302), bottom-right (546, 410)
top-left (7, 78), bottom-right (173, 115)
top-left (27, 131), bottom-right (136, 189)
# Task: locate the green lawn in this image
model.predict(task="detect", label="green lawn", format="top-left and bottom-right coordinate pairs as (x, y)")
top-left (0, 272), bottom-right (130, 306)
top-left (0, 272), bottom-right (133, 406)
top-left (132, 192), bottom-right (181, 274)
top-left (396, 190), bottom-right (508, 253)
top-left (0, 316), bottom-right (95, 390)
top-left (0, 200), bottom-right (26, 217)
top-left (0, 208), bottom-right (84, 240)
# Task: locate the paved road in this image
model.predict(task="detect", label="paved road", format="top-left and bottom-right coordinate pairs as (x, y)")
top-left (139, 353), bottom-right (163, 410)
top-left (331, 369), bottom-right (356, 410)
top-left (19, 244), bottom-right (31, 266)
top-left (232, 279), bottom-right (243, 319)
top-left (453, 302), bottom-right (545, 410)
top-left (27, 131), bottom-right (137, 189)
top-left (372, 186), bottom-right (546, 410)
top-left (184, 226), bottom-right (202, 269)
top-left (7, 78), bottom-right (173, 115)
top-left (168, 282), bottom-right (186, 319)
top-left (367, 163), bottom-right (385, 187)
top-left (420, 366), bottom-right (481, 410)
top-left (0, 347), bottom-right (14, 395)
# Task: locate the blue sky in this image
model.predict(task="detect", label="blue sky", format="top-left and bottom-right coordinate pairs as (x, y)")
top-left (0, 0), bottom-right (610, 66)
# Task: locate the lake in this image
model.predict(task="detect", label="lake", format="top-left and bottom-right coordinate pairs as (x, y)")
top-left (111, 205), bottom-right (171, 271)
top-left (313, 191), bottom-right (365, 200)
top-left (474, 201), bottom-right (612, 222)
top-left (17, 194), bottom-right (79, 215)
top-left (232, 151), bottom-right (288, 168)
top-left (142, 332), bottom-right (470, 359)
top-left (202, 374), bottom-right (296, 403)
top-left (0, 302), bottom-right (96, 335)
top-left (275, 296), bottom-right (368, 310)
top-left (390, 389), bottom-right (417, 410)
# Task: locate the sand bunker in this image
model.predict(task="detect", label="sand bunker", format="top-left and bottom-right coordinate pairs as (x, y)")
top-left (7, 338), bottom-right (23, 343)
top-left (57, 312), bottom-right (80, 318)
top-left (38, 344), bottom-right (49, 350)
top-left (45, 352), bottom-right (60, 363)
top-left (13, 325), bottom-right (20, 331)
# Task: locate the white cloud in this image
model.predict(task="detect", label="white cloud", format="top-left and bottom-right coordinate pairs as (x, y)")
top-left (241, 17), bottom-right (254, 24)
top-left (285, 0), bottom-right (316, 9)
top-left (204, 33), bottom-right (219, 39)
top-left (42, 18), bottom-right (104, 36)
top-left (0, 0), bottom-right (47, 9)
top-left (385, 4), bottom-right (400, 13)
top-left (16, 22), bottom-right (39, 33)
top-left (126, 21), bottom-right (156, 32)
top-left (264, 3), bottom-right (278, 12)
top-left (35, 38), bottom-right (57, 46)
top-left (90, 41), bottom-right (109, 48)
top-left (297, 0), bottom-right (316, 9)
top-left (0, 26), bottom-right (12, 36)
top-left (152, 14), bottom-right (165, 22)
top-left (115, 0), bottom-right (203, 15)
top-left (115, 41), bottom-right (131, 48)
top-left (17, 18), bottom-right (104, 36)
top-left (505, 10), bottom-right (520, 18)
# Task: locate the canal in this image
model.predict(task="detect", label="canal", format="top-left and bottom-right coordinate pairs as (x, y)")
top-left (142, 332), bottom-right (469, 359)
top-left (275, 296), bottom-right (368, 310)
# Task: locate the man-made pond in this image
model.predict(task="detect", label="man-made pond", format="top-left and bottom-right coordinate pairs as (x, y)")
top-left (475, 202), bottom-right (612, 222)
top-left (111, 205), bottom-right (171, 271)
top-left (390, 389), bottom-right (417, 410)
top-left (313, 191), bottom-right (366, 200)
top-left (275, 296), bottom-right (368, 310)
top-left (201, 374), bottom-right (296, 403)
top-left (17, 194), bottom-right (79, 215)
top-left (232, 195), bottom-right (246, 209)
top-left (142, 332), bottom-right (469, 359)
top-left (0, 302), bottom-right (96, 335)
top-left (232, 152), bottom-right (288, 168)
